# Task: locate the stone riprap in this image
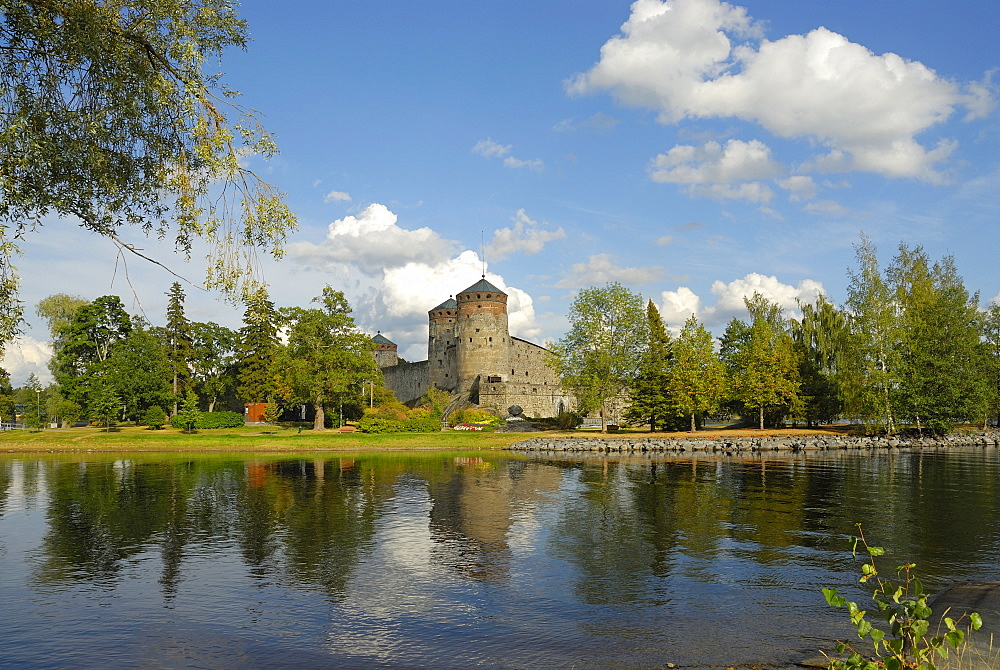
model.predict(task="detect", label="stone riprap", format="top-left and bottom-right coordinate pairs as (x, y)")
top-left (507, 431), bottom-right (1000, 453)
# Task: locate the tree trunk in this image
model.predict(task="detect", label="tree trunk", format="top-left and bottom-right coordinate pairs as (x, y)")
top-left (600, 403), bottom-right (607, 433)
top-left (759, 405), bottom-right (764, 430)
top-left (208, 397), bottom-right (216, 413)
top-left (313, 397), bottom-right (326, 431)
top-left (690, 412), bottom-right (696, 432)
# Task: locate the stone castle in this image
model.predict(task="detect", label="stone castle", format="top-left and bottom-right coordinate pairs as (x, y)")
top-left (374, 277), bottom-right (573, 418)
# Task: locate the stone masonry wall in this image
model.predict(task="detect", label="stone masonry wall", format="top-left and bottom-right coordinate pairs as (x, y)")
top-left (381, 360), bottom-right (429, 405)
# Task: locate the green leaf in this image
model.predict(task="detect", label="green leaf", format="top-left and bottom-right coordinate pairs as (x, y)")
top-left (869, 629), bottom-right (885, 646)
top-left (971, 612), bottom-right (983, 630)
top-left (867, 546), bottom-right (885, 557)
top-left (856, 619), bottom-right (872, 638)
top-left (885, 657), bottom-right (901, 670)
top-left (945, 630), bottom-right (964, 648)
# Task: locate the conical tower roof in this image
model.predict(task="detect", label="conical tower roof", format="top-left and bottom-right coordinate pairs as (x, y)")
top-left (430, 297), bottom-right (458, 311)
top-left (458, 277), bottom-right (505, 295)
top-left (372, 332), bottom-right (396, 346)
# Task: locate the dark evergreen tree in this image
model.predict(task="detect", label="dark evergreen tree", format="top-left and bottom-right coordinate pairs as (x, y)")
top-left (792, 295), bottom-right (847, 426)
top-left (626, 300), bottom-right (679, 431)
top-left (236, 289), bottom-right (280, 405)
top-left (163, 282), bottom-right (194, 415)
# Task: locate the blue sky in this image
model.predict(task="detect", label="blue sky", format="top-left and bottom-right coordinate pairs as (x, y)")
top-left (6, 0), bottom-right (999, 382)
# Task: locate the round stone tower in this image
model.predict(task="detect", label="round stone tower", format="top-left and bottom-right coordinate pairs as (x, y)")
top-left (371, 332), bottom-right (398, 368)
top-left (454, 277), bottom-right (510, 391)
top-left (428, 296), bottom-right (458, 391)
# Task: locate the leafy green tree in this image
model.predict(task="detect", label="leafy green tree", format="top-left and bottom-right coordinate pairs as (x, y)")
top-left (723, 294), bottom-right (800, 430)
top-left (842, 234), bottom-right (899, 433)
top-left (236, 289), bottom-right (280, 404)
top-left (279, 287), bottom-right (379, 431)
top-left (163, 282), bottom-right (193, 415)
top-left (887, 244), bottom-right (986, 434)
top-left (174, 391), bottom-right (202, 433)
top-left (105, 326), bottom-right (171, 424)
top-left (0, 366), bottom-right (15, 424)
top-left (89, 381), bottom-right (121, 431)
top-left (0, 0), bottom-right (296, 344)
top-left (49, 295), bottom-right (133, 409)
top-left (143, 406), bottom-right (167, 430)
top-left (792, 295), bottom-right (848, 426)
top-left (189, 321), bottom-right (239, 412)
top-left (548, 282), bottom-right (649, 431)
top-left (668, 314), bottom-right (727, 431)
top-left (17, 372), bottom-right (46, 429)
top-left (626, 300), bottom-right (678, 431)
top-left (35, 294), bottom-right (88, 341)
top-left (980, 304), bottom-right (1000, 428)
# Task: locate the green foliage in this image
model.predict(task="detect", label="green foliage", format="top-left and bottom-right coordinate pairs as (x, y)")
top-left (627, 300), bottom-right (681, 431)
top-left (236, 289), bottom-right (281, 404)
top-left (144, 406), bottom-right (167, 430)
top-left (723, 293), bottom-right (801, 429)
top-left (357, 414), bottom-right (441, 434)
top-left (88, 382), bottom-right (121, 431)
top-left (278, 286), bottom-right (380, 431)
top-left (448, 408), bottom-right (500, 427)
top-left (164, 282), bottom-right (194, 409)
top-left (168, 410), bottom-right (242, 430)
top-left (548, 282), bottom-right (649, 431)
top-left (555, 411), bottom-right (584, 430)
top-left (173, 391), bottom-right (202, 433)
top-left (0, 0), bottom-right (296, 344)
top-left (823, 526), bottom-right (982, 670)
top-left (419, 386), bottom-right (452, 418)
top-left (189, 321), bottom-right (239, 412)
top-left (793, 295), bottom-right (847, 426)
top-left (106, 326), bottom-right (171, 423)
top-left (669, 314), bottom-right (727, 431)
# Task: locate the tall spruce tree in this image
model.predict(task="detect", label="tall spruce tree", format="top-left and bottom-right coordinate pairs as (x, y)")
top-left (668, 314), bottom-right (727, 432)
top-left (164, 282), bottom-right (193, 415)
top-left (236, 289), bottom-right (280, 405)
top-left (626, 301), bottom-right (677, 431)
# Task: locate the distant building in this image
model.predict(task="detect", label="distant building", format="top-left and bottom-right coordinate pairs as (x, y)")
top-left (376, 277), bottom-right (573, 418)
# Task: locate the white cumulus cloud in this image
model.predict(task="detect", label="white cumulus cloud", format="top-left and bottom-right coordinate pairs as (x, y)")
top-left (3, 337), bottom-right (53, 386)
top-left (555, 253), bottom-right (662, 288)
top-left (323, 190), bottom-right (352, 203)
top-left (286, 203), bottom-right (455, 273)
top-left (570, 0), bottom-right (990, 182)
top-left (485, 209), bottom-right (566, 261)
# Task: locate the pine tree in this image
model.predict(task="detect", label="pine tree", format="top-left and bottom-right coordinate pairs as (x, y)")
top-left (164, 282), bottom-right (194, 415)
top-left (236, 289), bottom-right (281, 404)
top-left (626, 301), bottom-right (677, 431)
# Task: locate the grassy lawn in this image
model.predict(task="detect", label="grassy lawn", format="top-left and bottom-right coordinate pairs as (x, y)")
top-left (0, 424), bottom-right (543, 452)
top-left (0, 422), bottom-right (866, 453)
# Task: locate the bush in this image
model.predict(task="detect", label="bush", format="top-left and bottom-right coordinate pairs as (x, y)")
top-left (555, 411), bottom-right (583, 430)
top-left (357, 413), bottom-right (442, 434)
top-left (144, 406), bottom-right (166, 430)
top-left (169, 410), bottom-right (244, 430)
top-left (448, 408), bottom-right (500, 427)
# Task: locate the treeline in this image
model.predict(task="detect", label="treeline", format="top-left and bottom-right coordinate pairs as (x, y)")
top-left (2, 284), bottom-right (384, 431)
top-left (556, 236), bottom-right (1000, 435)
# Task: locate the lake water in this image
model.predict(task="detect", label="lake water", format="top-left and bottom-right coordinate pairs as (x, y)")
top-left (1, 447), bottom-right (999, 669)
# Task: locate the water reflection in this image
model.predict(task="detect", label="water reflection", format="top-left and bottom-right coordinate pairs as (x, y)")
top-left (0, 448), bottom-right (999, 668)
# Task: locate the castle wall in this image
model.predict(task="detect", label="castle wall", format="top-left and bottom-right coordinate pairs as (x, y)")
top-left (478, 381), bottom-right (576, 419)
top-left (428, 305), bottom-right (458, 392)
top-left (381, 360), bottom-right (429, 405)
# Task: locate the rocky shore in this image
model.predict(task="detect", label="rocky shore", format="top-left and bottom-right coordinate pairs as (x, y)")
top-left (507, 430), bottom-right (1000, 453)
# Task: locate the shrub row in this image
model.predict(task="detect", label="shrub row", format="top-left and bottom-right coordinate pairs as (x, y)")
top-left (168, 411), bottom-right (245, 430)
top-left (356, 416), bottom-right (441, 434)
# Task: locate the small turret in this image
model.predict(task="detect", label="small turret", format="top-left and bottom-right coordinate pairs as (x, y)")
top-left (372, 331), bottom-right (398, 368)
top-left (428, 297), bottom-right (458, 391)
